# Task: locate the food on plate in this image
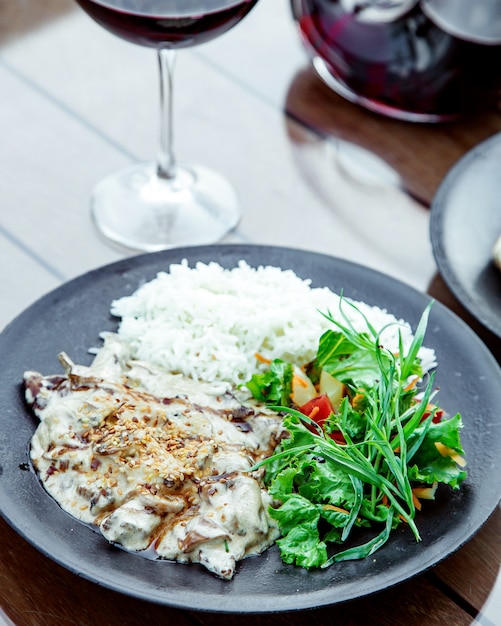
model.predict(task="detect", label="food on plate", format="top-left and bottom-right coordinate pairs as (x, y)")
top-left (493, 232), bottom-right (501, 272)
top-left (106, 260), bottom-right (437, 386)
top-left (24, 261), bottom-right (466, 579)
top-left (25, 334), bottom-right (285, 580)
top-left (246, 301), bottom-right (466, 569)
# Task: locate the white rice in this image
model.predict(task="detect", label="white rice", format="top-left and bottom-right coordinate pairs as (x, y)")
top-left (109, 260), bottom-right (436, 386)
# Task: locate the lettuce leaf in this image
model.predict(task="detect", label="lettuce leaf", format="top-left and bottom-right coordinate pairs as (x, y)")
top-left (269, 494), bottom-right (328, 568)
top-left (248, 301), bottom-right (468, 571)
top-left (408, 413), bottom-right (467, 488)
top-left (245, 359), bottom-right (292, 405)
top-left (316, 329), bottom-right (423, 387)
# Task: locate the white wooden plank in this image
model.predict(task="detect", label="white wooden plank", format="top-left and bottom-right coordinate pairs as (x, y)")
top-left (0, 231), bottom-right (61, 331)
top-left (0, 6), bottom-right (435, 292)
top-left (0, 62), bottom-right (128, 275)
top-left (195, 0), bottom-right (308, 110)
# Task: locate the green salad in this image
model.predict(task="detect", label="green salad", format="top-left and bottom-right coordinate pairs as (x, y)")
top-left (246, 299), bottom-right (467, 569)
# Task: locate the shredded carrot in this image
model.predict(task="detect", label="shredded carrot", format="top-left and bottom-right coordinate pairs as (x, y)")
top-left (404, 376), bottom-right (419, 392)
top-left (308, 406), bottom-right (320, 420)
top-left (292, 374), bottom-right (308, 388)
top-left (352, 392), bottom-right (365, 407)
top-left (381, 494), bottom-right (389, 507)
top-left (411, 492), bottom-right (422, 511)
top-left (254, 352), bottom-right (271, 365)
top-left (323, 504), bottom-right (349, 515)
top-left (435, 442), bottom-right (467, 467)
top-left (435, 442), bottom-right (448, 457)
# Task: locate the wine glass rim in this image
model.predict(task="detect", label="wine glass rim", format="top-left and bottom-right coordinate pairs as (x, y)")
top-left (90, 0), bottom-right (257, 18)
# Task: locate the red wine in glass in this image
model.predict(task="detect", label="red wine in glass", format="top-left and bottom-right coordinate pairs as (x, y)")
top-left (75, 0), bottom-right (258, 48)
top-left (73, 0), bottom-right (259, 251)
top-left (291, 0), bottom-right (501, 121)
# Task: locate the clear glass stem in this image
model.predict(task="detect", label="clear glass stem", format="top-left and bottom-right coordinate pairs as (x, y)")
top-left (157, 48), bottom-right (177, 180)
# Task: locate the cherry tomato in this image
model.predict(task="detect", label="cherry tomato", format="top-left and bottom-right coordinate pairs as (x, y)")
top-left (299, 394), bottom-right (346, 444)
top-left (421, 404), bottom-right (444, 424)
top-left (299, 394), bottom-right (334, 424)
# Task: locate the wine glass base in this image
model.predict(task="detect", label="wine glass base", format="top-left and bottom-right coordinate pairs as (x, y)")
top-left (90, 162), bottom-right (240, 252)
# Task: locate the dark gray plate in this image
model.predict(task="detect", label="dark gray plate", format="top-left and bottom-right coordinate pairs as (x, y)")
top-left (430, 132), bottom-right (501, 338)
top-left (0, 244), bottom-right (500, 613)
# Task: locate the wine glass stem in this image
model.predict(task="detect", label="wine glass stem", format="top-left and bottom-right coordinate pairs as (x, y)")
top-left (157, 48), bottom-right (177, 180)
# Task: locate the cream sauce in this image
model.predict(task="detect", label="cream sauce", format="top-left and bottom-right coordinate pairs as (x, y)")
top-left (25, 334), bottom-right (285, 580)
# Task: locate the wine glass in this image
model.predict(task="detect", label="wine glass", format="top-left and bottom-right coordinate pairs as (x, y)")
top-left (74, 0), bottom-right (259, 251)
